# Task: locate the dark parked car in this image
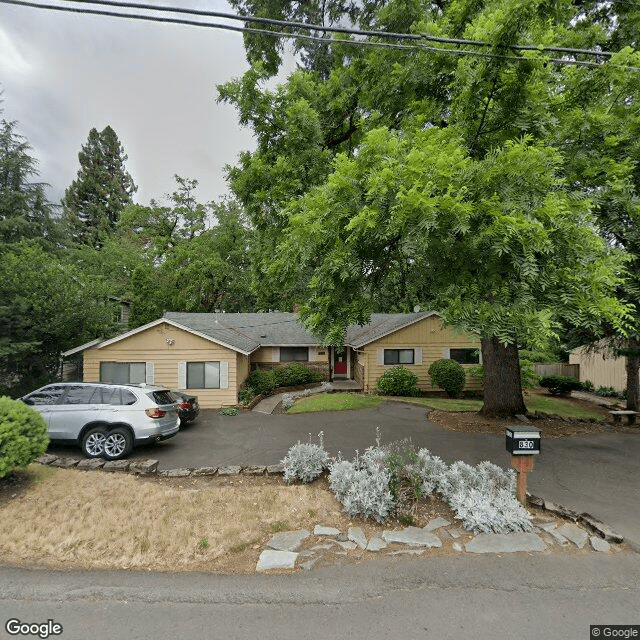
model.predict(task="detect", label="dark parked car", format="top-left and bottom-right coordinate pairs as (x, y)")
top-left (21, 382), bottom-right (180, 459)
top-left (171, 390), bottom-right (200, 425)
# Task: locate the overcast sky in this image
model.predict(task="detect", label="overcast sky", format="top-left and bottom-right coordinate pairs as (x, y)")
top-left (0, 0), bottom-right (278, 207)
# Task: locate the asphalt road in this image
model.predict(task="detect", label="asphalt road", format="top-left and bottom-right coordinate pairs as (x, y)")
top-left (47, 402), bottom-right (640, 545)
top-left (1, 553), bottom-right (639, 640)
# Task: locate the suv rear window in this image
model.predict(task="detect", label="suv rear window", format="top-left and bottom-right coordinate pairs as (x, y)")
top-left (148, 390), bottom-right (175, 406)
top-left (109, 388), bottom-right (138, 406)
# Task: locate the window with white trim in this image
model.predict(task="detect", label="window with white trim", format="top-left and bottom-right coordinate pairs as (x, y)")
top-left (99, 362), bottom-right (146, 384)
top-left (449, 349), bottom-right (480, 364)
top-left (383, 349), bottom-right (415, 365)
top-left (186, 361), bottom-right (220, 389)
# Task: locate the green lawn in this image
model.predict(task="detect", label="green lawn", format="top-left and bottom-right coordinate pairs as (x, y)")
top-left (525, 395), bottom-right (602, 420)
top-left (288, 392), bottom-right (602, 420)
top-left (287, 393), bottom-right (385, 413)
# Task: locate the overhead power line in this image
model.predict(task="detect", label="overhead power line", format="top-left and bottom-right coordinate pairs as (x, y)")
top-left (54, 0), bottom-right (615, 60)
top-left (2, 0), bottom-right (639, 72)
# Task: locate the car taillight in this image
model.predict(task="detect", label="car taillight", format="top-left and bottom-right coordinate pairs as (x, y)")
top-left (145, 408), bottom-right (166, 418)
top-left (179, 402), bottom-right (190, 409)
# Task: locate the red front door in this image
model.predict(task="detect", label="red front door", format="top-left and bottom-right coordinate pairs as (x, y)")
top-left (334, 349), bottom-right (348, 375)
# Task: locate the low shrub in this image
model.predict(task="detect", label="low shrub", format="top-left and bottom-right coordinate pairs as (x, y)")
top-left (581, 380), bottom-right (595, 392)
top-left (594, 385), bottom-right (625, 399)
top-left (238, 387), bottom-right (255, 405)
top-left (273, 363), bottom-right (323, 387)
top-left (539, 375), bottom-right (582, 396)
top-left (246, 369), bottom-right (276, 395)
top-left (0, 396), bottom-right (49, 478)
top-left (282, 432), bottom-right (329, 483)
top-left (376, 366), bottom-right (421, 397)
top-left (428, 359), bottom-right (466, 398)
top-left (219, 406), bottom-right (239, 416)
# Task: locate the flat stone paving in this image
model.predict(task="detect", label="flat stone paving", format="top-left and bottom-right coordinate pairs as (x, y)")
top-left (255, 515), bottom-right (622, 572)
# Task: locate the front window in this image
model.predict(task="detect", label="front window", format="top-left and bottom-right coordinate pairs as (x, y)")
top-left (187, 362), bottom-right (220, 389)
top-left (100, 362), bottom-right (146, 384)
top-left (280, 347), bottom-right (309, 362)
top-left (384, 349), bottom-right (414, 365)
top-left (449, 349), bottom-right (480, 365)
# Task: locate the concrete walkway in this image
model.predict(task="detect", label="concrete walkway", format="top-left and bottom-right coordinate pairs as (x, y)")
top-left (252, 380), bottom-right (362, 414)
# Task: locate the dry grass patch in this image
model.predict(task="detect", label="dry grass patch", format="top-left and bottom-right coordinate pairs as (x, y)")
top-left (0, 466), bottom-right (347, 573)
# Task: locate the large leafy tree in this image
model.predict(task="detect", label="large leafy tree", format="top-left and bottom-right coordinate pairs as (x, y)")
top-left (221, 0), bottom-right (636, 416)
top-left (62, 125), bottom-right (137, 248)
top-left (117, 179), bottom-right (257, 326)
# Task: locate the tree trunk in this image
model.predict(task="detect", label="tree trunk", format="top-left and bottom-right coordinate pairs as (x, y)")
top-left (480, 337), bottom-right (527, 417)
top-left (625, 336), bottom-right (640, 412)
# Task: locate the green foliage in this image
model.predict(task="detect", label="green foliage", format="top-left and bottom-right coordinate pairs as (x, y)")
top-left (582, 380), bottom-right (595, 392)
top-left (273, 363), bottom-right (322, 387)
top-left (594, 386), bottom-right (625, 399)
top-left (120, 186), bottom-right (257, 326)
top-left (0, 396), bottom-right (49, 478)
top-left (219, 406), bottom-right (240, 416)
top-left (246, 369), bottom-right (276, 396)
top-left (0, 118), bottom-right (56, 244)
top-left (539, 375), bottom-right (583, 396)
top-left (223, 0), bottom-right (636, 417)
top-left (428, 359), bottom-right (467, 398)
top-left (62, 125), bottom-right (137, 248)
top-left (0, 242), bottom-right (115, 395)
top-left (376, 366), bottom-right (421, 397)
top-left (238, 386), bottom-right (255, 405)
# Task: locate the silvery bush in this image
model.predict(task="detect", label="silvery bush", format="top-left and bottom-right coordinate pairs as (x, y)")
top-left (329, 452), bottom-right (395, 523)
top-left (282, 433), bottom-right (329, 483)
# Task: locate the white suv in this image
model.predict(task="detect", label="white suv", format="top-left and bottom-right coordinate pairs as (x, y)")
top-left (21, 383), bottom-right (180, 460)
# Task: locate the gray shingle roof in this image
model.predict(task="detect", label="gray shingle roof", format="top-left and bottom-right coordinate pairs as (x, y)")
top-left (163, 311), bottom-right (436, 353)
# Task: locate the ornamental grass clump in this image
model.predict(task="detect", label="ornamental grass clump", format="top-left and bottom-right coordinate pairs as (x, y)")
top-left (282, 432), bottom-right (329, 483)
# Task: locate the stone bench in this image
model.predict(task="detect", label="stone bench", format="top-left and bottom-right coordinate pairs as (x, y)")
top-left (608, 410), bottom-right (638, 425)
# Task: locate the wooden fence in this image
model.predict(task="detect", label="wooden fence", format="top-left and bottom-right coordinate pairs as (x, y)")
top-left (534, 363), bottom-right (580, 378)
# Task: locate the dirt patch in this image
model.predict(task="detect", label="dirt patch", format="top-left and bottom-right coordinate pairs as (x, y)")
top-left (427, 390), bottom-right (636, 437)
top-left (0, 470), bottom-right (32, 509)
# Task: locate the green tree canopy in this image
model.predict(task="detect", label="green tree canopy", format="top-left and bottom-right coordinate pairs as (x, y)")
top-left (221, 0), bottom-right (637, 416)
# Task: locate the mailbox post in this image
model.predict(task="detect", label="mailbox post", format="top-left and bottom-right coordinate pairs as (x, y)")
top-left (506, 427), bottom-right (541, 505)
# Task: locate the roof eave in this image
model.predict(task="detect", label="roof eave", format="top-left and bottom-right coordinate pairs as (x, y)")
top-left (95, 318), bottom-right (253, 355)
top-left (348, 311), bottom-right (438, 349)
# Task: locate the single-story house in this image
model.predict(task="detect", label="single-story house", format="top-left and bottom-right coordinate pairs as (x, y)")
top-left (64, 311), bottom-right (482, 408)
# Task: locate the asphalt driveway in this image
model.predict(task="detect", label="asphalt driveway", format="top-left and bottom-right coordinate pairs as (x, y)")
top-left (47, 401), bottom-right (640, 546)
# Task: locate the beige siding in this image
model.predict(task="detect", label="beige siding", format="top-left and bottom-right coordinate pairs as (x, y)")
top-left (360, 316), bottom-right (482, 393)
top-left (236, 353), bottom-right (250, 392)
top-left (250, 345), bottom-right (328, 364)
top-left (569, 343), bottom-right (628, 392)
top-left (84, 323), bottom-right (240, 408)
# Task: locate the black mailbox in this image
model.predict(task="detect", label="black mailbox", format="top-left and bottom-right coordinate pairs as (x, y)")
top-left (506, 426), bottom-right (541, 455)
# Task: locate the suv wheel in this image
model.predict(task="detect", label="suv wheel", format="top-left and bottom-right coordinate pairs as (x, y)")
top-left (81, 426), bottom-right (107, 458)
top-left (103, 427), bottom-right (133, 460)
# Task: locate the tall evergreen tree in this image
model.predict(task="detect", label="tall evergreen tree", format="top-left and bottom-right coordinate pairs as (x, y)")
top-left (0, 118), bottom-right (54, 244)
top-left (62, 125), bottom-right (137, 248)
